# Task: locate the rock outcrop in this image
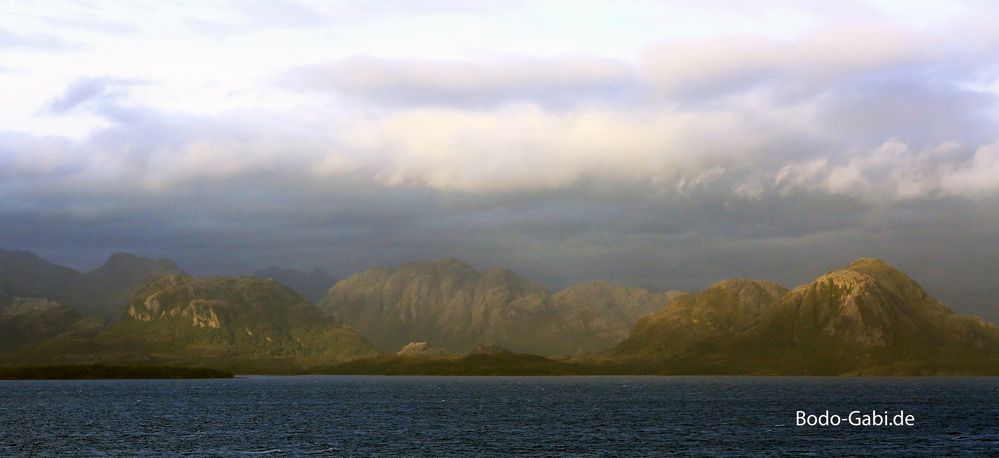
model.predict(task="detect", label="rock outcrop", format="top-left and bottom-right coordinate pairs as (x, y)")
top-left (396, 341), bottom-right (448, 357)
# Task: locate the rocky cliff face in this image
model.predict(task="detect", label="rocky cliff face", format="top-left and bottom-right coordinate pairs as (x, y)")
top-left (319, 259), bottom-right (558, 354)
top-left (96, 275), bottom-right (377, 365)
top-left (612, 258), bottom-right (999, 374)
top-left (320, 259), bottom-right (674, 355)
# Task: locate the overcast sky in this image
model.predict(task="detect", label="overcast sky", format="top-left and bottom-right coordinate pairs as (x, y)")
top-left (1, 1), bottom-right (997, 319)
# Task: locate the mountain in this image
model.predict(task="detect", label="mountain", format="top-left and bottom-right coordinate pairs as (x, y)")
top-left (319, 259), bottom-right (674, 355)
top-left (612, 258), bottom-right (999, 374)
top-left (0, 249), bottom-right (185, 319)
top-left (0, 249), bottom-right (82, 304)
top-left (0, 299), bottom-right (99, 353)
top-left (551, 281), bottom-right (680, 353)
top-left (319, 259), bottom-right (558, 354)
top-left (19, 275), bottom-right (377, 370)
top-left (613, 279), bottom-right (787, 359)
top-left (78, 253), bottom-right (185, 318)
top-left (251, 266), bottom-right (335, 303)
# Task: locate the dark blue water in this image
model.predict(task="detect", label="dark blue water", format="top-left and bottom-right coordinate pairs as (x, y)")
top-left (1, 376), bottom-right (997, 456)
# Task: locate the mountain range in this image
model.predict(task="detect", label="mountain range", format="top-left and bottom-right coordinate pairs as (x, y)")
top-left (0, 249), bottom-right (184, 320)
top-left (318, 258), bottom-right (677, 355)
top-left (1, 249), bottom-right (996, 374)
top-left (611, 258), bottom-right (999, 374)
top-left (0, 250), bottom-right (184, 351)
top-left (16, 275), bottom-right (376, 370)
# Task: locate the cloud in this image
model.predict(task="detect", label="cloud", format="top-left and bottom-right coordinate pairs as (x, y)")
top-left (0, 132), bottom-right (77, 180)
top-left (17, 68), bottom-right (999, 201)
top-left (640, 21), bottom-right (975, 103)
top-left (940, 143), bottom-right (999, 196)
top-left (285, 55), bottom-right (645, 107)
top-left (774, 140), bottom-right (999, 200)
top-left (45, 77), bottom-right (142, 113)
top-left (0, 27), bottom-right (73, 50)
top-left (2, 1), bottom-right (999, 323)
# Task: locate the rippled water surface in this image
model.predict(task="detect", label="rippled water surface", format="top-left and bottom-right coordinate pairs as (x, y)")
top-left (1, 376), bottom-right (997, 456)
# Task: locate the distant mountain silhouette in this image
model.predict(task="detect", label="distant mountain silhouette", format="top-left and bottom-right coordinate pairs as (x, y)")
top-left (0, 249), bottom-right (184, 319)
top-left (78, 253), bottom-right (185, 318)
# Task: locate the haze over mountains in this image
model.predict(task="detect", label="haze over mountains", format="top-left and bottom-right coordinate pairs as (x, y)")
top-left (319, 258), bottom-right (677, 355)
top-left (0, 250), bottom-right (184, 351)
top-left (1, 248), bottom-right (996, 374)
top-left (0, 249), bottom-right (184, 320)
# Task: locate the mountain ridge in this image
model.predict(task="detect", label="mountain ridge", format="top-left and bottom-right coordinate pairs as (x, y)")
top-left (0, 249), bottom-right (186, 319)
top-left (17, 274), bottom-right (377, 370)
top-left (319, 258), bottom-right (677, 355)
top-left (612, 257), bottom-right (999, 374)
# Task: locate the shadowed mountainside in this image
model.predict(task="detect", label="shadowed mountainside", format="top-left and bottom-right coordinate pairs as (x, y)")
top-left (0, 249), bottom-right (185, 320)
top-left (17, 275), bottom-right (377, 371)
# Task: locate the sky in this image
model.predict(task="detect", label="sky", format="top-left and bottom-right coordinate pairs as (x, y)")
top-left (1, 1), bottom-right (998, 320)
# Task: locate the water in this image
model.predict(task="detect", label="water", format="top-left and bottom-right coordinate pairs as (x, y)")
top-left (1, 376), bottom-right (997, 456)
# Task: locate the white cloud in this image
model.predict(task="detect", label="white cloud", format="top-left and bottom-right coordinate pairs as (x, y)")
top-left (1, 0), bottom-right (998, 203)
top-left (774, 140), bottom-right (999, 200)
top-left (643, 23), bottom-right (938, 100)
top-left (333, 103), bottom-right (775, 193)
top-left (940, 143), bottom-right (999, 196)
top-left (285, 55), bottom-right (643, 107)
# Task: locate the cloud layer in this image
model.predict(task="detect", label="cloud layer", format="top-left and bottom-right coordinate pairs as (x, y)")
top-left (1, 1), bottom-right (998, 321)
